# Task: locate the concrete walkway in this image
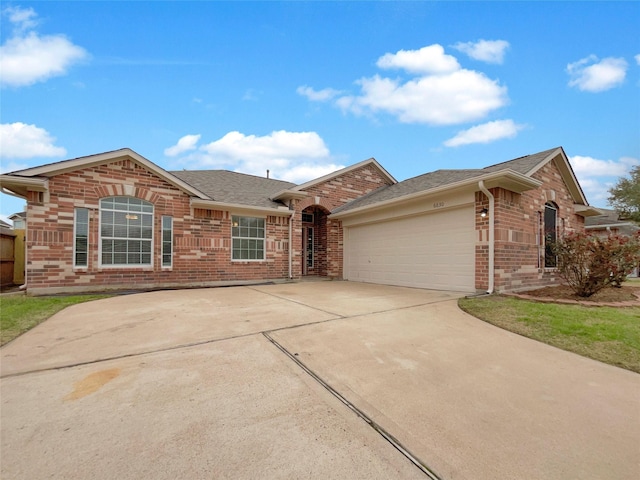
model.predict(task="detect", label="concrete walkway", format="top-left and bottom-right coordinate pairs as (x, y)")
top-left (1, 282), bottom-right (639, 479)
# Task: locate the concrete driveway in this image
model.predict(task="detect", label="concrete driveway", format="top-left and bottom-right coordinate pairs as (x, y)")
top-left (1, 281), bottom-right (639, 479)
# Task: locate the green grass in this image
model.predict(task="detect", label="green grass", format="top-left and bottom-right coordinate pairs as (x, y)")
top-left (458, 295), bottom-right (640, 373)
top-left (0, 295), bottom-right (110, 346)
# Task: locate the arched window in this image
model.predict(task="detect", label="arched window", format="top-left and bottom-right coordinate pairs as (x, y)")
top-left (544, 202), bottom-right (558, 268)
top-left (100, 196), bottom-right (153, 266)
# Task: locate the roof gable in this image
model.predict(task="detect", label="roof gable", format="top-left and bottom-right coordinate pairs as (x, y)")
top-left (2, 148), bottom-right (209, 200)
top-left (482, 146), bottom-right (588, 204)
top-left (293, 157), bottom-right (397, 192)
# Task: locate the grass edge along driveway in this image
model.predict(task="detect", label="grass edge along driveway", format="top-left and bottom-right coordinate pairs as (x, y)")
top-left (0, 295), bottom-right (110, 346)
top-left (458, 295), bottom-right (640, 374)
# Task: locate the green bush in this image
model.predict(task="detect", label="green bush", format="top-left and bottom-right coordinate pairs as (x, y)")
top-left (554, 232), bottom-right (640, 297)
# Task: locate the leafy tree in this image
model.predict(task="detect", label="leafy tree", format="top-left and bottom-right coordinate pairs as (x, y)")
top-left (608, 165), bottom-right (640, 223)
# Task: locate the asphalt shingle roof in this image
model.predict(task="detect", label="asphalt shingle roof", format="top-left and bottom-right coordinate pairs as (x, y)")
top-left (333, 147), bottom-right (562, 214)
top-left (170, 170), bottom-right (295, 208)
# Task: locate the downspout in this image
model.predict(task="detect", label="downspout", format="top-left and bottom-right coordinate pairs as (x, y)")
top-left (478, 181), bottom-right (495, 294)
top-left (288, 204), bottom-right (294, 279)
top-left (19, 210), bottom-right (28, 291)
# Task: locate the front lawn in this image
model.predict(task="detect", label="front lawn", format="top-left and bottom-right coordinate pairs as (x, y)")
top-left (0, 294), bottom-right (110, 346)
top-left (458, 295), bottom-right (640, 373)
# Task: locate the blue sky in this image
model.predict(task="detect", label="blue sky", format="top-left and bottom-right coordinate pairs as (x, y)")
top-left (1, 1), bottom-right (639, 222)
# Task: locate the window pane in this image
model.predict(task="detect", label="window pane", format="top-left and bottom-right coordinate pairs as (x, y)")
top-left (231, 216), bottom-right (265, 260)
top-left (100, 196), bottom-right (153, 266)
top-left (74, 208), bottom-right (89, 267)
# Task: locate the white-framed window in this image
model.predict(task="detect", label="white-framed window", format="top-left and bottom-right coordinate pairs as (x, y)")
top-left (162, 216), bottom-right (173, 268)
top-left (100, 196), bottom-right (153, 267)
top-left (232, 215), bottom-right (265, 261)
top-left (74, 208), bottom-right (89, 268)
top-left (544, 202), bottom-right (558, 268)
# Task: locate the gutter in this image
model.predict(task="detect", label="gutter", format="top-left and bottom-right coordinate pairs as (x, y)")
top-left (478, 181), bottom-right (495, 294)
top-left (190, 198), bottom-right (292, 216)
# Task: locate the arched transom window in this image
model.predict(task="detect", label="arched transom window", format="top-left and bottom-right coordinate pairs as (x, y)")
top-left (100, 196), bottom-right (153, 266)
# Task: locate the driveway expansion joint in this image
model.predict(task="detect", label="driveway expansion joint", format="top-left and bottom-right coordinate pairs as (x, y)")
top-left (263, 331), bottom-right (442, 480)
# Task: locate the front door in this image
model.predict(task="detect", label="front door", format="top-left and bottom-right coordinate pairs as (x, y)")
top-left (303, 226), bottom-right (314, 275)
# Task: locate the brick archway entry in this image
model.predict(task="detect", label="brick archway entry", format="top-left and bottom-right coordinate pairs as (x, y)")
top-left (300, 205), bottom-right (330, 277)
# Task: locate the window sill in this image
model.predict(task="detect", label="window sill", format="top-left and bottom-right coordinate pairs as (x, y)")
top-left (98, 265), bottom-right (154, 270)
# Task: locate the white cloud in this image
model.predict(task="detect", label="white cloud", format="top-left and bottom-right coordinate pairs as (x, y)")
top-left (3, 6), bottom-right (38, 33)
top-left (567, 55), bottom-right (628, 92)
top-left (164, 134), bottom-right (201, 157)
top-left (278, 163), bottom-right (346, 184)
top-left (570, 155), bottom-right (638, 178)
top-left (0, 7), bottom-right (88, 87)
top-left (173, 130), bottom-right (342, 183)
top-left (452, 39), bottom-right (510, 64)
top-left (635, 54), bottom-right (640, 65)
top-left (0, 160), bottom-right (30, 174)
top-left (0, 122), bottom-right (67, 159)
top-left (443, 119), bottom-right (524, 147)
top-left (376, 44), bottom-right (460, 74)
top-left (338, 69), bottom-right (507, 125)
top-left (302, 44), bottom-right (509, 126)
top-left (296, 85), bottom-right (343, 102)
top-left (242, 89), bottom-right (261, 101)
top-left (569, 155), bottom-right (639, 206)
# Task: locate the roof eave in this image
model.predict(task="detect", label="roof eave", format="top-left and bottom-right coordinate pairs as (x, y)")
top-left (270, 189), bottom-right (309, 202)
top-left (0, 175), bottom-right (49, 198)
top-left (330, 170), bottom-right (540, 220)
top-left (574, 205), bottom-right (604, 217)
top-left (191, 198), bottom-right (294, 216)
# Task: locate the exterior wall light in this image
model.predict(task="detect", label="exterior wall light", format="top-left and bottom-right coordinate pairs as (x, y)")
top-left (480, 208), bottom-right (488, 218)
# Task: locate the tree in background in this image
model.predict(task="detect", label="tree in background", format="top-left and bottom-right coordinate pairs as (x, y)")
top-left (608, 165), bottom-right (640, 223)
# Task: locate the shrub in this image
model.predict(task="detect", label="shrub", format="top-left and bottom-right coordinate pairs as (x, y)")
top-left (554, 232), bottom-right (640, 297)
top-left (608, 232), bottom-right (640, 287)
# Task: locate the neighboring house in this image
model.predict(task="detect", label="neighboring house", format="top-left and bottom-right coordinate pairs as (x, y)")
top-left (0, 146), bottom-right (600, 295)
top-left (585, 208), bottom-right (640, 237)
top-left (9, 212), bottom-right (26, 230)
top-left (585, 208), bottom-right (640, 277)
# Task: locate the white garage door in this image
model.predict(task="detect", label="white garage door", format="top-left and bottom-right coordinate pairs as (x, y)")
top-left (344, 206), bottom-right (475, 292)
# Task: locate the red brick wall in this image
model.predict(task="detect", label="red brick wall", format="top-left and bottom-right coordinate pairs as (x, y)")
top-left (292, 164), bottom-right (393, 279)
top-left (475, 159), bottom-right (585, 292)
top-left (25, 159), bottom-right (291, 294)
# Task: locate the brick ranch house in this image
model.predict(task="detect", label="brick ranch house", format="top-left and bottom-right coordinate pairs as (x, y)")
top-left (0, 146), bottom-right (601, 295)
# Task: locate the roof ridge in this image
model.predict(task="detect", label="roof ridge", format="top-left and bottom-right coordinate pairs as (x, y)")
top-left (170, 169), bottom-right (294, 184)
top-left (482, 146), bottom-right (561, 170)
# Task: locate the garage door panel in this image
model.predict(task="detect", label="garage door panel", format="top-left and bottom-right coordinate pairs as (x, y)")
top-left (345, 207), bottom-right (475, 292)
